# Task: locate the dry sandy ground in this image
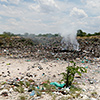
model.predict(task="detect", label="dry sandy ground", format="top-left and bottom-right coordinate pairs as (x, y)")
top-left (0, 57), bottom-right (100, 100)
top-left (0, 57), bottom-right (68, 83)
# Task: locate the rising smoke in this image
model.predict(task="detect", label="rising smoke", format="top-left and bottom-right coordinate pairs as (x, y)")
top-left (59, 21), bottom-right (79, 51)
top-left (61, 33), bottom-right (79, 51)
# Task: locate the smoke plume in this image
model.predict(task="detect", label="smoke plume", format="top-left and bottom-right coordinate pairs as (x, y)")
top-left (59, 21), bottom-right (79, 51)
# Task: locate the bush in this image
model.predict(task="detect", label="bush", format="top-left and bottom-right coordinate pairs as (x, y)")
top-left (61, 61), bottom-right (87, 87)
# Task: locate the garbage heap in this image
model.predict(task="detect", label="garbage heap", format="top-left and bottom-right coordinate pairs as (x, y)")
top-left (0, 36), bottom-right (100, 60)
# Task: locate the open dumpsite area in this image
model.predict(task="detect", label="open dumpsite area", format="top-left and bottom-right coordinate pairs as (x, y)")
top-left (0, 35), bottom-right (100, 100)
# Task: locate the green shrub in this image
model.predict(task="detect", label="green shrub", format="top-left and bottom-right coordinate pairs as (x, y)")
top-left (61, 61), bottom-right (87, 87)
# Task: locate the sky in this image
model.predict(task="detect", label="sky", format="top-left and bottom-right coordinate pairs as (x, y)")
top-left (0, 0), bottom-right (100, 34)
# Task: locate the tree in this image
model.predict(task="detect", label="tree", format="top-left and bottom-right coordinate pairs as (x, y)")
top-left (77, 29), bottom-right (87, 37)
top-left (3, 32), bottom-right (15, 37)
top-left (94, 32), bottom-right (100, 36)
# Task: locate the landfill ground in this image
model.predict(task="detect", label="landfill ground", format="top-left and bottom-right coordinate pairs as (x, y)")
top-left (0, 36), bottom-right (100, 100)
top-left (0, 57), bottom-right (100, 100)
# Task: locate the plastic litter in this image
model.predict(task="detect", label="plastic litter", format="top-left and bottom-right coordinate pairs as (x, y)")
top-left (30, 90), bottom-right (35, 96)
top-left (42, 73), bottom-right (45, 76)
top-left (50, 82), bottom-right (65, 88)
top-left (85, 66), bottom-right (88, 68)
top-left (81, 61), bottom-right (84, 63)
top-left (25, 60), bottom-right (31, 62)
top-left (37, 86), bottom-right (40, 89)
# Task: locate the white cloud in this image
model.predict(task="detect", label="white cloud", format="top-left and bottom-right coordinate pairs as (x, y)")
top-left (30, 0), bottom-right (59, 13)
top-left (84, 0), bottom-right (100, 7)
top-left (8, 18), bottom-right (19, 26)
top-left (29, 4), bottom-right (40, 12)
top-left (70, 7), bottom-right (88, 19)
top-left (0, 0), bottom-right (8, 2)
top-left (0, 3), bottom-right (23, 18)
top-left (0, 0), bottom-right (100, 35)
top-left (81, 0), bottom-right (100, 15)
top-left (0, 0), bottom-right (21, 4)
top-left (8, 0), bottom-right (20, 4)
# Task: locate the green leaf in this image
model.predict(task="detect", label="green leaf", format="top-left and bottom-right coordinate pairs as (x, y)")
top-left (76, 71), bottom-right (81, 76)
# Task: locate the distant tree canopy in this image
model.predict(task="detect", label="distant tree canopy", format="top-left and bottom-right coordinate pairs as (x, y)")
top-left (0, 32), bottom-right (61, 38)
top-left (77, 30), bottom-right (87, 37)
top-left (77, 29), bottom-right (100, 37)
top-left (0, 30), bottom-right (100, 38)
top-left (94, 32), bottom-right (100, 36)
top-left (0, 32), bottom-right (16, 37)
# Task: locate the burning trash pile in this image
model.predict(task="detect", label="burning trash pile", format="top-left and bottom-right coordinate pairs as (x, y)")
top-left (0, 35), bottom-right (100, 60)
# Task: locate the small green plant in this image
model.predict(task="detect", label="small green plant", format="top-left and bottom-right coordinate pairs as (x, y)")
top-left (19, 86), bottom-right (24, 93)
top-left (70, 85), bottom-right (81, 94)
top-left (14, 86), bottom-right (24, 93)
top-left (42, 83), bottom-right (56, 93)
top-left (19, 95), bottom-right (27, 100)
top-left (30, 85), bottom-right (36, 90)
top-left (19, 81), bottom-right (24, 86)
top-left (42, 83), bottom-right (51, 93)
top-left (24, 81), bottom-right (30, 88)
top-left (61, 61), bottom-right (87, 87)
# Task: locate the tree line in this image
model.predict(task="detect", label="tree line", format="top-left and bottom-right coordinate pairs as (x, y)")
top-left (0, 30), bottom-right (100, 38)
top-left (0, 32), bottom-right (60, 38)
top-left (77, 29), bottom-right (100, 37)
